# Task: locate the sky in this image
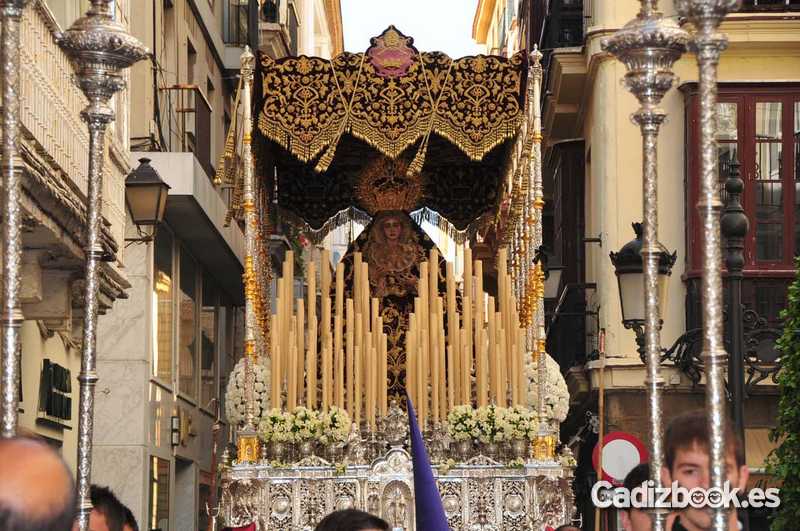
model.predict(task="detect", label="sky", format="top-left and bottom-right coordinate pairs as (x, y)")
top-left (341, 0), bottom-right (483, 57)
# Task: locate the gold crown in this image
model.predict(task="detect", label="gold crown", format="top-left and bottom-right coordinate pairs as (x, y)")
top-left (355, 157), bottom-right (422, 215)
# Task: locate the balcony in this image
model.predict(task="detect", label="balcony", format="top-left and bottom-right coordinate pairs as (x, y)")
top-left (159, 85), bottom-right (214, 181)
top-left (740, 0), bottom-right (800, 11)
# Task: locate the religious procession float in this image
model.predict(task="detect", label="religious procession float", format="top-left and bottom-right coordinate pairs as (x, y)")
top-left (216, 27), bottom-right (575, 530)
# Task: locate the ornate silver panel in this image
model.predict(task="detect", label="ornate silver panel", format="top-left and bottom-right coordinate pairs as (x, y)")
top-left (220, 448), bottom-right (574, 530)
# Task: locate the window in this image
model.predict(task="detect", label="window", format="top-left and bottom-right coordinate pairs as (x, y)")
top-left (153, 231), bottom-right (174, 383)
top-left (685, 86), bottom-right (800, 273)
top-left (200, 276), bottom-right (218, 406)
top-left (149, 456), bottom-right (170, 531)
top-left (178, 248), bottom-right (198, 398)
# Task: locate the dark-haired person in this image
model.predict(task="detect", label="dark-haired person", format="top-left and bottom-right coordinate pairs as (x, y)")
top-left (314, 509), bottom-right (389, 531)
top-left (0, 436), bottom-right (76, 531)
top-left (87, 485), bottom-right (126, 531)
top-left (620, 463), bottom-right (676, 531)
top-left (662, 410), bottom-right (747, 531)
top-left (554, 525), bottom-right (581, 531)
top-left (121, 506), bottom-right (138, 531)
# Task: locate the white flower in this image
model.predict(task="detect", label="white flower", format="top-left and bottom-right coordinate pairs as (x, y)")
top-left (224, 356), bottom-right (271, 426)
top-left (526, 353), bottom-right (569, 423)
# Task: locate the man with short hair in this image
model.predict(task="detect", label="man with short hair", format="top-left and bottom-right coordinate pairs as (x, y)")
top-left (0, 436), bottom-right (77, 531)
top-left (88, 486), bottom-right (126, 531)
top-left (314, 509), bottom-right (389, 531)
top-left (554, 525), bottom-right (581, 531)
top-left (620, 463), bottom-right (676, 531)
top-left (662, 410), bottom-right (747, 531)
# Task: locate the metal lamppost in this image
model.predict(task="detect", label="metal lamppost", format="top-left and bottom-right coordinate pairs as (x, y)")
top-left (721, 160), bottom-right (748, 453)
top-left (602, 4), bottom-right (687, 531)
top-left (609, 223), bottom-right (678, 362)
top-left (673, 2), bottom-right (741, 529)
top-left (57, 2), bottom-right (148, 529)
top-left (0, 0), bottom-right (30, 439)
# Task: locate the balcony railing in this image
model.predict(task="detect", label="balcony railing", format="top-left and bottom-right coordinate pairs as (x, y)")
top-left (160, 85), bottom-right (214, 180)
top-left (740, 0), bottom-right (800, 10)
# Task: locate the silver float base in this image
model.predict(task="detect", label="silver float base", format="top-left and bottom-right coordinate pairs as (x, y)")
top-left (221, 448), bottom-right (574, 530)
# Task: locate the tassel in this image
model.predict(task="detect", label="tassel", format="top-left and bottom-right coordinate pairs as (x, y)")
top-left (314, 140), bottom-right (338, 173)
top-left (406, 135), bottom-right (429, 177)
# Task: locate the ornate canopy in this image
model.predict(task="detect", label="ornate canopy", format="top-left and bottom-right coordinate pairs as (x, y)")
top-left (252, 26), bottom-right (528, 234)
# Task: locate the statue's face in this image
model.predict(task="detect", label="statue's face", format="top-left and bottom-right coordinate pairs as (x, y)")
top-left (383, 217), bottom-right (402, 241)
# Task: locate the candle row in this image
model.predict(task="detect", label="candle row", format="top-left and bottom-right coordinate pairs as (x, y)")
top-left (269, 250), bottom-right (388, 429)
top-left (406, 247), bottom-right (527, 427)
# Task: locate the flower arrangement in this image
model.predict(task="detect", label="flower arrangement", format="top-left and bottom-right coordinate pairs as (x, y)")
top-left (447, 405), bottom-right (478, 441)
top-left (475, 404), bottom-right (507, 443)
top-left (258, 408), bottom-right (293, 443)
top-left (224, 357), bottom-right (270, 426)
top-left (290, 406), bottom-right (321, 441)
top-left (502, 405), bottom-right (539, 441)
top-left (318, 406), bottom-right (351, 445)
top-left (526, 353), bottom-right (570, 422)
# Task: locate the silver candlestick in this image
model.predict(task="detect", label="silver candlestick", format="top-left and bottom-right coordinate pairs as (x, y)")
top-left (673, 1), bottom-right (740, 530)
top-left (0, 0), bottom-right (31, 439)
top-left (57, 2), bottom-right (148, 529)
top-left (602, 3), bottom-right (688, 531)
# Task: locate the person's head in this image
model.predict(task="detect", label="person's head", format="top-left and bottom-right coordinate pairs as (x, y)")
top-left (121, 506), bottom-right (137, 531)
top-left (379, 213), bottom-right (404, 243)
top-left (88, 486), bottom-right (125, 531)
top-left (314, 509), bottom-right (389, 531)
top-left (662, 410), bottom-right (747, 531)
top-left (0, 436), bottom-right (76, 531)
top-left (620, 463), bottom-right (653, 531)
top-left (554, 525), bottom-right (581, 531)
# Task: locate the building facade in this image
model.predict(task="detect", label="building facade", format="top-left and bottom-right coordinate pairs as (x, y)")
top-left (475, 0), bottom-right (798, 528)
top-left (82, 2), bottom-right (342, 530)
top-left (13, 0), bottom-right (131, 476)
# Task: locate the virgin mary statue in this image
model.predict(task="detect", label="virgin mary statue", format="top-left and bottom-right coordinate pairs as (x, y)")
top-left (338, 160), bottom-right (448, 402)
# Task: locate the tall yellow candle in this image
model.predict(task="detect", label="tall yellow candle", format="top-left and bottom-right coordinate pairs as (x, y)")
top-left (408, 313), bottom-right (417, 407)
top-left (322, 297), bottom-right (332, 406)
top-left (296, 298), bottom-right (305, 405)
top-left (446, 344), bottom-right (455, 412)
top-left (346, 298), bottom-right (354, 414)
top-left (307, 316), bottom-right (318, 409)
top-left (420, 327), bottom-right (429, 427)
top-left (271, 313), bottom-right (280, 409)
top-left (445, 263), bottom-right (459, 405)
top-left (288, 317), bottom-right (297, 410)
top-left (368, 346), bottom-right (377, 428)
top-left (462, 297), bottom-right (472, 405)
top-left (437, 298), bottom-right (447, 421)
top-left (380, 333), bottom-right (388, 415)
top-left (334, 263), bottom-right (344, 364)
top-left (487, 297), bottom-right (497, 403)
top-left (354, 345), bottom-right (362, 426)
top-left (460, 328), bottom-right (469, 405)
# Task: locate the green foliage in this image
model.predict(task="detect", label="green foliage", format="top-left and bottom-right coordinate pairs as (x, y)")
top-left (767, 257), bottom-right (800, 530)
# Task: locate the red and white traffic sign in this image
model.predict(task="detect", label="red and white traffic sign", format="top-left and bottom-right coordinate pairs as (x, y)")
top-left (592, 431), bottom-right (649, 486)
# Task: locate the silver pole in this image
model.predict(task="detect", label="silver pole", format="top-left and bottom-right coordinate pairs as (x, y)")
top-left (0, 0), bottom-right (29, 439)
top-left (241, 46), bottom-right (257, 432)
top-left (58, 2), bottom-right (147, 528)
top-left (674, 2), bottom-right (740, 529)
top-left (236, 47), bottom-right (261, 463)
top-left (603, 3), bottom-right (687, 530)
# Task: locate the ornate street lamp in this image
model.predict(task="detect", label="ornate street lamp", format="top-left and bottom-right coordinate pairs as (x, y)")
top-left (57, 2), bottom-right (148, 529)
top-left (125, 158), bottom-right (170, 243)
top-left (602, 3), bottom-right (687, 530)
top-left (673, 2), bottom-right (742, 528)
top-left (0, 0), bottom-right (31, 439)
top-left (609, 223), bottom-right (677, 361)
